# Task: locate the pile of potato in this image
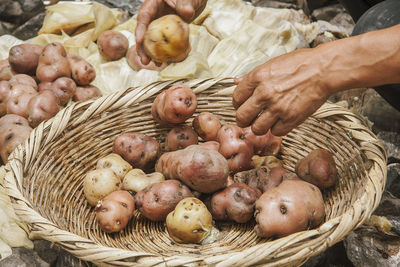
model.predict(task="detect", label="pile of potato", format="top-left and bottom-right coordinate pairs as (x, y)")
top-left (0, 42), bottom-right (103, 164)
top-left (83, 83), bottom-right (338, 244)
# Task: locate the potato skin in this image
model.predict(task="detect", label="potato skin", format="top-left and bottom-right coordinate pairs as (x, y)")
top-left (0, 124), bottom-right (32, 163)
top-left (165, 125), bottom-right (198, 151)
top-left (155, 145), bottom-right (229, 193)
top-left (97, 30), bottom-right (129, 61)
top-left (0, 59), bottom-right (16, 81)
top-left (9, 74), bottom-right (38, 90)
top-left (210, 182), bottom-right (261, 223)
top-left (27, 90), bottom-right (61, 128)
top-left (151, 84), bottom-right (197, 125)
top-left (0, 80), bottom-right (12, 116)
top-left (36, 42), bottom-right (71, 82)
top-left (8, 44), bottom-right (43, 75)
top-left (134, 180), bottom-right (193, 221)
top-left (95, 190), bottom-right (135, 233)
top-left (126, 45), bottom-right (167, 71)
top-left (199, 141), bottom-right (220, 151)
top-left (67, 54), bottom-right (96, 86)
top-left (192, 112), bottom-right (222, 141)
top-left (295, 149), bottom-right (338, 189)
top-left (73, 85), bottom-right (102, 102)
top-left (6, 84), bottom-right (38, 118)
top-left (254, 179), bottom-right (325, 238)
top-left (113, 132), bottom-right (160, 170)
top-left (243, 127), bottom-right (282, 156)
top-left (0, 114), bottom-right (30, 128)
top-left (45, 77), bottom-right (76, 106)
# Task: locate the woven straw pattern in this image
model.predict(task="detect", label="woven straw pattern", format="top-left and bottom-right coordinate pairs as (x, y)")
top-left (4, 78), bottom-right (387, 267)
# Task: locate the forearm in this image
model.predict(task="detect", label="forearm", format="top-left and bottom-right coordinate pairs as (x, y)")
top-left (317, 24), bottom-right (400, 94)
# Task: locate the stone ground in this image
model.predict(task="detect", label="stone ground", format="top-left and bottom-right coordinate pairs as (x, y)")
top-left (0, 0), bottom-right (399, 266)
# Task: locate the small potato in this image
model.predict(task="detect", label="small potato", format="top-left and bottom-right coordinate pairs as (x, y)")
top-left (122, 169), bottom-right (164, 193)
top-left (67, 54), bottom-right (96, 86)
top-left (36, 42), bottom-right (71, 82)
top-left (252, 155), bottom-right (283, 169)
top-left (126, 45), bottom-right (167, 71)
top-left (96, 153), bottom-right (132, 180)
top-left (151, 84), bottom-right (197, 125)
top-left (166, 197), bottom-right (213, 244)
top-left (295, 149), bottom-right (338, 189)
top-left (0, 80), bottom-right (12, 116)
top-left (134, 179), bottom-right (193, 221)
top-left (97, 30), bottom-right (129, 61)
top-left (47, 77), bottom-right (77, 106)
top-left (73, 85), bottom-right (102, 102)
top-left (210, 182), bottom-right (261, 223)
top-left (9, 74), bottom-right (38, 90)
top-left (144, 14), bottom-right (191, 63)
top-left (95, 190), bottom-right (135, 233)
top-left (254, 179), bottom-right (325, 238)
top-left (113, 132), bottom-right (160, 170)
top-left (83, 168), bottom-right (121, 206)
top-left (6, 84), bottom-right (38, 118)
top-left (27, 90), bottom-right (61, 128)
top-left (165, 125), bottom-right (198, 151)
top-left (0, 124), bottom-right (32, 163)
top-left (8, 44), bottom-right (43, 75)
top-left (192, 112), bottom-right (222, 141)
top-left (0, 59), bottom-right (16, 81)
top-left (243, 128), bottom-right (282, 156)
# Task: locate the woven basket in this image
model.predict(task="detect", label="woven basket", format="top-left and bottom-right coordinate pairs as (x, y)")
top-left (4, 78), bottom-right (387, 267)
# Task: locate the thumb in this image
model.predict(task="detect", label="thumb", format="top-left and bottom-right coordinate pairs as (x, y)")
top-left (176, 0), bottom-right (196, 22)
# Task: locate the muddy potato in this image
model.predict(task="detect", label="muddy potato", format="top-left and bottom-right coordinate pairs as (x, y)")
top-left (36, 42), bottom-right (71, 82)
top-left (8, 44), bottom-right (43, 75)
top-left (144, 14), bottom-right (191, 63)
top-left (95, 190), bottom-right (135, 233)
top-left (0, 124), bottom-right (32, 163)
top-left (9, 74), bottom-right (38, 90)
top-left (192, 112), bottom-right (222, 141)
top-left (122, 169), bottom-right (164, 193)
top-left (165, 125), bottom-right (198, 151)
top-left (67, 54), bottom-right (96, 86)
top-left (166, 197), bottom-right (213, 244)
top-left (126, 45), bottom-right (167, 71)
top-left (27, 90), bottom-right (61, 128)
top-left (6, 84), bottom-right (38, 118)
top-left (83, 168), bottom-right (121, 206)
top-left (97, 30), bottom-right (129, 61)
top-left (73, 85), bottom-right (102, 102)
top-left (96, 153), bottom-right (132, 180)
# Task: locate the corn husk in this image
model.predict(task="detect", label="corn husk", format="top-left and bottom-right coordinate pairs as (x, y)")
top-left (0, 35), bottom-right (23, 60)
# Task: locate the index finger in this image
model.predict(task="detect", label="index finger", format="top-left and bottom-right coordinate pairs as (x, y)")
top-left (232, 72), bottom-right (259, 110)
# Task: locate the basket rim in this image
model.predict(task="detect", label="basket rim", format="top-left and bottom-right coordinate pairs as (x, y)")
top-left (3, 78), bottom-right (387, 267)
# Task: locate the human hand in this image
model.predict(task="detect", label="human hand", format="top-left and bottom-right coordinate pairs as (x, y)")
top-left (135, 0), bottom-right (207, 65)
top-left (232, 48), bottom-right (332, 137)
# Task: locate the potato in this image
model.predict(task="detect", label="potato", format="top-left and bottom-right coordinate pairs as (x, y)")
top-left (36, 42), bottom-right (71, 82)
top-left (73, 85), bottom-right (102, 102)
top-left (295, 149), bottom-right (338, 189)
top-left (6, 84), bottom-right (38, 118)
top-left (151, 84), bottom-right (197, 125)
top-left (95, 190), bottom-right (135, 233)
top-left (252, 155), bottom-right (283, 169)
top-left (254, 179), bottom-right (325, 238)
top-left (9, 74), bottom-right (38, 90)
top-left (243, 127), bottom-right (282, 156)
top-left (46, 77), bottom-right (77, 106)
top-left (126, 45), bottom-right (167, 71)
top-left (155, 145), bottom-right (229, 193)
top-left (113, 132), bottom-right (160, 170)
top-left (217, 124), bottom-right (254, 174)
top-left (8, 44), bottom-right (43, 75)
top-left (144, 14), bottom-right (191, 63)
top-left (134, 180), bottom-right (193, 221)
top-left (0, 114), bottom-right (30, 128)
top-left (0, 59), bottom-right (15, 81)
top-left (83, 168), bottom-right (121, 206)
top-left (166, 197), bottom-right (213, 244)
top-left (165, 125), bottom-right (198, 151)
top-left (0, 80), bottom-right (11, 116)
top-left (199, 141), bottom-right (220, 151)
top-left (27, 90), bottom-right (61, 128)
top-left (122, 169), bottom-right (164, 193)
top-left (96, 153), bottom-right (132, 180)
top-left (210, 182), bottom-right (261, 223)
top-left (67, 54), bottom-right (96, 86)
top-left (0, 124), bottom-right (32, 163)
top-left (97, 30), bottom-right (129, 61)
top-left (192, 112), bottom-right (222, 141)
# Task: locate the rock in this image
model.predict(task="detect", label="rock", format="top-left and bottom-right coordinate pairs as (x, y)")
top-left (250, 0), bottom-right (298, 9)
top-left (0, 0), bottom-right (44, 26)
top-left (0, 247), bottom-right (50, 267)
top-left (301, 241), bottom-right (354, 267)
top-left (311, 31), bottom-right (338, 47)
top-left (0, 21), bottom-right (15, 36)
top-left (95, 0), bottom-right (143, 16)
top-left (11, 12), bottom-right (45, 40)
top-left (329, 12), bottom-right (354, 36)
top-left (311, 3), bottom-right (346, 21)
top-left (377, 132), bottom-right (400, 163)
top-left (388, 164), bottom-right (400, 198)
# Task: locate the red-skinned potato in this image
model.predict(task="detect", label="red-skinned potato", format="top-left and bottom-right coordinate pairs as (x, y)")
top-left (0, 80), bottom-right (11, 116)
top-left (67, 54), bottom-right (96, 86)
top-left (0, 123), bottom-right (32, 163)
top-left (155, 145), bottom-right (229, 193)
top-left (165, 125), bottom-right (198, 151)
top-left (243, 127), bottom-right (282, 156)
top-left (73, 85), bottom-right (102, 102)
top-left (254, 179), bottom-right (325, 238)
top-left (6, 84), bottom-right (38, 118)
top-left (0, 114), bottom-right (30, 128)
top-left (134, 179), bottom-right (193, 221)
top-left (0, 59), bottom-right (16, 81)
top-left (9, 74), bottom-right (38, 90)
top-left (27, 90), bottom-right (61, 128)
top-left (47, 77), bottom-right (76, 106)
top-left (295, 149), bottom-right (338, 189)
top-left (97, 30), bottom-right (129, 61)
top-left (199, 141), bottom-right (220, 151)
top-left (36, 42), bottom-right (71, 82)
top-left (126, 45), bottom-right (167, 71)
top-left (113, 132), bottom-right (160, 170)
top-left (8, 44), bottom-right (43, 75)
top-left (192, 112), bottom-right (222, 141)
top-left (217, 124), bottom-right (254, 174)
top-left (95, 190), bottom-right (135, 233)
top-left (151, 84), bottom-right (197, 125)
top-left (210, 182), bottom-right (261, 223)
